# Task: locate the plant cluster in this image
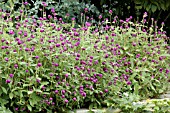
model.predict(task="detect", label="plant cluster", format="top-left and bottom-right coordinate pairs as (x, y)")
top-left (105, 94), bottom-right (170, 113)
top-left (0, 3), bottom-right (170, 112)
top-left (1, 0), bottom-right (170, 40)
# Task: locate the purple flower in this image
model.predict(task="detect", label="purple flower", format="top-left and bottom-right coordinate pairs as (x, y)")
top-left (37, 63), bottom-right (42, 67)
top-left (36, 79), bottom-right (41, 83)
top-left (65, 99), bottom-right (69, 103)
top-left (52, 102), bottom-right (55, 105)
top-left (166, 69), bottom-right (170, 74)
top-left (6, 79), bottom-right (11, 83)
top-left (9, 30), bottom-right (14, 35)
top-left (56, 43), bottom-right (60, 47)
top-left (35, 56), bottom-right (39, 59)
top-left (84, 8), bottom-right (88, 12)
top-left (127, 81), bottom-right (131, 85)
top-left (109, 10), bottom-right (113, 14)
top-left (9, 74), bottom-right (14, 78)
top-left (65, 74), bottom-right (69, 78)
top-left (94, 60), bottom-right (98, 65)
top-left (17, 40), bottom-right (22, 45)
top-left (40, 29), bottom-right (44, 32)
top-left (75, 57), bottom-right (79, 60)
top-left (136, 54), bottom-right (140, 58)
top-left (62, 90), bottom-right (66, 94)
top-left (62, 95), bottom-right (65, 98)
top-left (82, 92), bottom-right (86, 97)
top-left (59, 18), bottom-right (62, 21)
top-left (159, 68), bottom-right (163, 72)
top-left (5, 58), bottom-right (9, 62)
top-left (104, 89), bottom-right (108, 93)
top-left (99, 15), bottom-right (102, 19)
top-left (132, 42), bottom-right (136, 46)
top-left (105, 36), bottom-right (109, 40)
top-left (51, 8), bottom-right (55, 13)
top-left (24, 2), bottom-right (28, 5)
top-left (143, 12), bottom-right (148, 18)
top-left (55, 90), bottom-right (59, 94)
top-left (49, 73), bottom-right (54, 77)
top-left (15, 108), bottom-right (18, 111)
top-left (85, 22), bottom-right (91, 27)
top-left (73, 97), bottom-right (77, 101)
top-left (42, 2), bottom-right (47, 7)
top-left (49, 97), bottom-right (53, 101)
top-left (1, 38), bottom-right (5, 42)
top-left (53, 63), bottom-right (59, 67)
top-left (71, 17), bottom-right (75, 21)
top-left (25, 48), bottom-right (30, 51)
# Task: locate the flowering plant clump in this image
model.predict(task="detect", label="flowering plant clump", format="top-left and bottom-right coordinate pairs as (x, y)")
top-left (0, 6), bottom-right (170, 112)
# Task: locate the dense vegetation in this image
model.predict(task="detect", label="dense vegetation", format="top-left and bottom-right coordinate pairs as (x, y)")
top-left (0, 0), bottom-right (170, 113)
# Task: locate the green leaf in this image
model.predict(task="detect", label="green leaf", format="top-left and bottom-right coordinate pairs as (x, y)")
top-left (150, 83), bottom-right (156, 93)
top-left (146, 4), bottom-right (151, 11)
top-left (89, 104), bottom-right (94, 110)
top-left (27, 91), bottom-right (33, 95)
top-left (9, 93), bottom-right (13, 99)
top-left (35, 89), bottom-right (42, 93)
top-left (161, 54), bottom-right (170, 57)
top-left (160, 4), bottom-right (166, 10)
top-left (135, 6), bottom-right (142, 10)
top-left (27, 104), bottom-right (32, 111)
top-left (1, 87), bottom-right (7, 94)
top-left (151, 5), bottom-right (157, 13)
top-left (23, 84), bottom-right (30, 87)
top-left (29, 99), bottom-right (34, 106)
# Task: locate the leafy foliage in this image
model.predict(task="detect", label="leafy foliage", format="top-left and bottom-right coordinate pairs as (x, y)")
top-left (0, 7), bottom-right (170, 112)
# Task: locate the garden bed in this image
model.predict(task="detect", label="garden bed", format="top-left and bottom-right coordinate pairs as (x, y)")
top-left (0, 6), bottom-right (170, 113)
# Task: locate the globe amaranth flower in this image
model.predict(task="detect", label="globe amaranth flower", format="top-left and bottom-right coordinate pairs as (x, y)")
top-left (109, 10), bottom-right (112, 14)
top-left (25, 70), bottom-right (29, 73)
top-left (84, 8), bottom-right (88, 12)
top-left (9, 30), bottom-right (14, 35)
top-left (62, 95), bottom-right (65, 98)
top-left (49, 97), bottom-right (53, 101)
top-left (73, 97), bottom-right (77, 101)
top-left (65, 73), bottom-right (69, 78)
top-left (62, 90), bottom-right (66, 94)
top-left (127, 81), bottom-right (132, 85)
top-left (5, 57), bottom-right (9, 62)
top-left (55, 90), bottom-right (59, 94)
top-left (6, 79), bottom-right (11, 83)
top-left (51, 8), bottom-right (55, 13)
top-left (37, 63), bottom-right (42, 67)
top-left (15, 108), bottom-right (18, 111)
top-left (36, 79), bottom-right (41, 83)
top-left (9, 74), bottom-right (14, 78)
top-left (99, 15), bottom-right (102, 19)
top-left (64, 99), bottom-right (69, 103)
top-left (104, 89), bottom-right (108, 93)
top-left (85, 22), bottom-right (91, 27)
top-left (136, 54), bottom-right (140, 58)
top-left (35, 56), bottom-right (39, 59)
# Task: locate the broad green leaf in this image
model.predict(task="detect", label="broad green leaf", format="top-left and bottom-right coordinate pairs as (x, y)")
top-left (27, 104), bottom-right (32, 111)
top-left (160, 4), bottom-right (166, 10)
top-left (9, 93), bottom-right (13, 99)
top-left (146, 4), bottom-right (151, 11)
top-left (29, 99), bottom-right (34, 106)
top-left (161, 54), bottom-right (170, 57)
top-left (35, 89), bottom-right (42, 93)
top-left (151, 5), bottom-right (157, 13)
top-left (27, 91), bottom-right (33, 95)
top-left (1, 87), bottom-right (7, 94)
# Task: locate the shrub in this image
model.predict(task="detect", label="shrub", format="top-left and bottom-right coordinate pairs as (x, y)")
top-left (0, 7), bottom-right (169, 112)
